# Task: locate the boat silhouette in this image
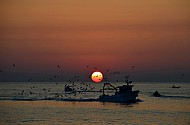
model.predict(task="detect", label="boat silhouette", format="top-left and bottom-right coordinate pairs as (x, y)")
top-left (153, 90), bottom-right (161, 97)
top-left (98, 80), bottom-right (139, 103)
top-left (171, 85), bottom-right (181, 88)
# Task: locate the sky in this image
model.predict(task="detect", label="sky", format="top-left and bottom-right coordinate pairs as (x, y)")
top-left (0, 0), bottom-right (190, 82)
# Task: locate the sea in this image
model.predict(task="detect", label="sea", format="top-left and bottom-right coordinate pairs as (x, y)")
top-left (0, 82), bottom-right (189, 125)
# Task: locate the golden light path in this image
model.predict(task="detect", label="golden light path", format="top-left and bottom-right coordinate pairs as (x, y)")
top-left (91, 71), bottom-right (103, 83)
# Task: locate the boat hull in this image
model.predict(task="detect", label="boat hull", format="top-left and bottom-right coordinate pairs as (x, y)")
top-left (98, 90), bottom-right (139, 103)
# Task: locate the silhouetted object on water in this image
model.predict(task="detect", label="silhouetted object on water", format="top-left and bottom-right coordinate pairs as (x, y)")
top-left (64, 84), bottom-right (76, 93)
top-left (153, 90), bottom-right (161, 97)
top-left (171, 85), bottom-right (181, 88)
top-left (99, 79), bottom-right (139, 103)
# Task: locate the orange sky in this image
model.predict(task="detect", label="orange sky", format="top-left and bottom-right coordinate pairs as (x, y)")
top-left (0, 0), bottom-right (190, 81)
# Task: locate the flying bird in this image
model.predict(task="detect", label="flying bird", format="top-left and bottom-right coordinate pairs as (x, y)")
top-left (28, 79), bottom-right (32, 82)
top-left (125, 75), bottom-right (130, 78)
top-left (13, 64), bottom-right (16, 68)
top-left (132, 66), bottom-right (135, 69)
top-left (113, 71), bottom-right (120, 75)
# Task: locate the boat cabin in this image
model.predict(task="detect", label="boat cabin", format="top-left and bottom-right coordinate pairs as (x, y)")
top-left (116, 84), bottom-right (133, 94)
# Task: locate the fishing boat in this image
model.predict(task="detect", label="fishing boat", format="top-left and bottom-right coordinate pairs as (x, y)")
top-left (98, 80), bottom-right (139, 103)
top-left (171, 85), bottom-right (181, 88)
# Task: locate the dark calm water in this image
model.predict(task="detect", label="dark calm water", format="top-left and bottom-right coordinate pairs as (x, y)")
top-left (0, 82), bottom-right (190, 125)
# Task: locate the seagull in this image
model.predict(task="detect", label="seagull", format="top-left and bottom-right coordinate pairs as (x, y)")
top-left (132, 66), bottom-right (135, 69)
top-left (113, 71), bottom-right (120, 75)
top-left (13, 64), bottom-right (16, 68)
top-left (28, 79), bottom-right (32, 82)
top-left (125, 75), bottom-right (130, 78)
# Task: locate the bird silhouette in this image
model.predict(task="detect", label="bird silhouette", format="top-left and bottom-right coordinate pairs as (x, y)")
top-left (125, 75), bottom-right (130, 78)
top-left (13, 64), bottom-right (16, 68)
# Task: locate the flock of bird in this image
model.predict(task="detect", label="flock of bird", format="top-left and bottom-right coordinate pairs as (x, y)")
top-left (1, 63), bottom-right (137, 82)
top-left (5, 63), bottom-right (173, 100)
top-left (2, 63), bottom-right (186, 100)
top-left (9, 63), bottom-right (135, 99)
top-left (15, 80), bottom-right (98, 99)
top-left (10, 64), bottom-right (99, 98)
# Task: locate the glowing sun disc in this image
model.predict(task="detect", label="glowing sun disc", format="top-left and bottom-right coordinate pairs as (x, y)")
top-left (91, 71), bottom-right (103, 83)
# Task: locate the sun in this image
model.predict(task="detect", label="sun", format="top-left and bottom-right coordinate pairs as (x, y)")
top-left (91, 71), bottom-right (103, 83)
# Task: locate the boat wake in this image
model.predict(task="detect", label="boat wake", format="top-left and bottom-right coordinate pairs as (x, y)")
top-left (0, 97), bottom-right (99, 102)
top-left (160, 95), bottom-right (190, 99)
top-left (0, 97), bottom-right (142, 104)
top-left (148, 92), bottom-right (190, 99)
